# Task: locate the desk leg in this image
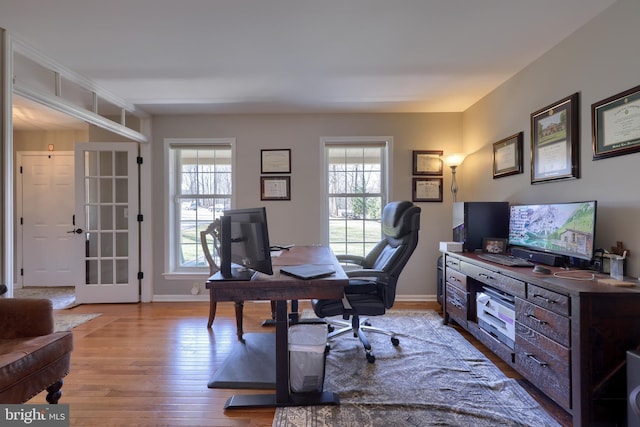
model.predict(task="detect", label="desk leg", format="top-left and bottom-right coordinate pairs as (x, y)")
top-left (274, 300), bottom-right (290, 404)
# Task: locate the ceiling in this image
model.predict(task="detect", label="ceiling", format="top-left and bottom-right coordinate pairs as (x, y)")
top-left (1, 0), bottom-right (616, 130)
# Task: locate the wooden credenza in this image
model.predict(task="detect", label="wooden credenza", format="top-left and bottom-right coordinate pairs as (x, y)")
top-left (442, 251), bottom-right (640, 426)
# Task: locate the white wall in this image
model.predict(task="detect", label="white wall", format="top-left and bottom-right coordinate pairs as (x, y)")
top-left (461, 0), bottom-right (640, 278)
top-left (151, 113), bottom-right (462, 298)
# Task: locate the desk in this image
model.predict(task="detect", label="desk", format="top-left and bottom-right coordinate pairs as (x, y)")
top-left (207, 246), bottom-right (348, 409)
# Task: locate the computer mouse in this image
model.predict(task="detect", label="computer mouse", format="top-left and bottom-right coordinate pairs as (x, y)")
top-left (532, 265), bottom-right (551, 275)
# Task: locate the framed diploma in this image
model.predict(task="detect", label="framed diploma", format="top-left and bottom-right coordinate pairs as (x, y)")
top-left (412, 150), bottom-right (443, 175)
top-left (412, 177), bottom-right (442, 202)
top-left (592, 84), bottom-right (640, 160)
top-left (261, 149), bottom-right (291, 174)
top-left (530, 93), bottom-right (580, 184)
top-left (492, 132), bottom-right (523, 178)
top-left (260, 176), bottom-right (291, 200)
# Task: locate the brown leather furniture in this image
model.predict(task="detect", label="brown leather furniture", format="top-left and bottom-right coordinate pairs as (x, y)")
top-left (0, 298), bottom-right (73, 403)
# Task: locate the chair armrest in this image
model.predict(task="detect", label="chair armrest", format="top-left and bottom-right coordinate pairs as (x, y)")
top-left (336, 254), bottom-right (367, 266)
top-left (0, 298), bottom-right (54, 339)
top-left (345, 269), bottom-right (387, 279)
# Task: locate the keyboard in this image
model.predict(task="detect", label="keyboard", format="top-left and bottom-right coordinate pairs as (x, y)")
top-left (477, 253), bottom-right (533, 267)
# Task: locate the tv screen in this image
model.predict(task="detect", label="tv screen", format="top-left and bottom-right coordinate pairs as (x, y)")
top-left (219, 207), bottom-right (273, 280)
top-left (508, 201), bottom-right (597, 261)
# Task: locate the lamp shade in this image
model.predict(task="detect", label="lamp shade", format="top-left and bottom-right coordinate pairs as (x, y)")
top-left (443, 153), bottom-right (466, 168)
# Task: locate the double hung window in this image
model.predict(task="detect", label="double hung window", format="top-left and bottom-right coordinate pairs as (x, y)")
top-left (166, 139), bottom-right (234, 272)
top-left (324, 138), bottom-right (390, 257)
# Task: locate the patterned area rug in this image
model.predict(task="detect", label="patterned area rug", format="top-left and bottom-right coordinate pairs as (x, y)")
top-left (14, 286), bottom-right (77, 309)
top-left (273, 310), bottom-right (561, 427)
top-left (54, 313), bottom-right (101, 332)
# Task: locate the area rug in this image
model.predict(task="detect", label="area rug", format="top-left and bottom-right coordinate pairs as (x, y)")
top-left (54, 313), bottom-right (101, 332)
top-left (14, 286), bottom-right (77, 309)
top-left (273, 310), bottom-right (561, 427)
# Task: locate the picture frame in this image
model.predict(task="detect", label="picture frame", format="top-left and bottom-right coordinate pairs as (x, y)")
top-left (482, 237), bottom-right (508, 254)
top-left (592, 84), bottom-right (640, 160)
top-left (260, 176), bottom-right (291, 201)
top-left (492, 132), bottom-right (523, 178)
top-left (261, 149), bottom-right (291, 174)
top-left (412, 177), bottom-right (442, 202)
top-left (530, 93), bottom-right (580, 184)
top-left (412, 150), bottom-right (443, 175)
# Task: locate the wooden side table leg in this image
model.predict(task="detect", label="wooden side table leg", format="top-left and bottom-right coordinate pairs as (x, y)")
top-left (208, 289), bottom-right (217, 328)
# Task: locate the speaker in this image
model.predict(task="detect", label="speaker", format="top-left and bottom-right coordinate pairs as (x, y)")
top-left (511, 247), bottom-right (565, 267)
top-left (628, 351), bottom-right (640, 427)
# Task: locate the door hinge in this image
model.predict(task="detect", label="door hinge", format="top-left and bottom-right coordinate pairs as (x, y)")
top-left (137, 272), bottom-right (144, 280)
top-left (20, 166), bottom-right (23, 174)
top-left (137, 214), bottom-right (144, 222)
top-left (137, 156), bottom-right (143, 165)
top-left (20, 217), bottom-right (23, 225)
top-left (20, 268), bottom-right (23, 276)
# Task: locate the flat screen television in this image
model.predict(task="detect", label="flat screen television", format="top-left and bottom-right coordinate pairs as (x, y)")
top-left (508, 200), bottom-right (597, 262)
top-left (219, 207), bottom-right (273, 280)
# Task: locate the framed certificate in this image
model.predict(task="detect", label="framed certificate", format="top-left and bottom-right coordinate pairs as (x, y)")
top-left (492, 132), bottom-right (523, 178)
top-left (261, 149), bottom-right (291, 174)
top-left (260, 176), bottom-right (290, 200)
top-left (530, 93), bottom-right (580, 184)
top-left (412, 177), bottom-right (442, 202)
top-left (592, 84), bottom-right (640, 160)
top-left (412, 150), bottom-right (443, 175)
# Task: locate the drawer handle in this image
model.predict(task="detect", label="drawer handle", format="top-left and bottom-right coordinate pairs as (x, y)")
top-left (526, 314), bottom-right (548, 326)
top-left (533, 293), bottom-right (556, 304)
top-left (447, 275), bottom-right (460, 283)
top-left (478, 273), bottom-right (494, 281)
top-left (526, 353), bottom-right (548, 367)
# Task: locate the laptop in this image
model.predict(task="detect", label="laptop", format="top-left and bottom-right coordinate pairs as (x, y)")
top-left (280, 264), bottom-right (336, 280)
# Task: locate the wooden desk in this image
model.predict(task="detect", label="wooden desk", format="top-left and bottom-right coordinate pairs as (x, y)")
top-left (207, 246), bottom-right (348, 409)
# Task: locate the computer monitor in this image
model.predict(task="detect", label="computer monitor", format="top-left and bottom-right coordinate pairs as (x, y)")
top-left (219, 207), bottom-right (273, 280)
top-left (508, 200), bottom-right (597, 262)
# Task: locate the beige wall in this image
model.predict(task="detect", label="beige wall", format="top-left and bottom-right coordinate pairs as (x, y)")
top-left (151, 113), bottom-right (463, 297)
top-left (461, 0), bottom-right (640, 278)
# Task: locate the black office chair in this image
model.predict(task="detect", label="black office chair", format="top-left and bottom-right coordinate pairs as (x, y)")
top-left (311, 201), bottom-right (421, 363)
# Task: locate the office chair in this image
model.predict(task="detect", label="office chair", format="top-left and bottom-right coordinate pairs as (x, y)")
top-left (311, 201), bottom-right (421, 363)
top-left (201, 220), bottom-right (276, 340)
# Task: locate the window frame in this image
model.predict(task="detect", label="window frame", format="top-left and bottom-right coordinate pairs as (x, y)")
top-left (320, 137), bottom-right (392, 255)
top-left (163, 138), bottom-right (236, 277)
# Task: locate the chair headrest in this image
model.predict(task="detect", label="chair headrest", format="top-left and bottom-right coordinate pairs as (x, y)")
top-left (381, 201), bottom-right (420, 238)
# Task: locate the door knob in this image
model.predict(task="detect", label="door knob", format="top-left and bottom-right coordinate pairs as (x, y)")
top-left (67, 228), bottom-right (83, 234)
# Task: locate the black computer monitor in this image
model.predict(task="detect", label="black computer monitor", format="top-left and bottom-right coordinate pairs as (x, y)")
top-left (219, 207), bottom-right (273, 280)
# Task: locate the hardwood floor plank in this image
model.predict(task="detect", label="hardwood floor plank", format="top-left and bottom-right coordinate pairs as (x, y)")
top-left (25, 300), bottom-right (568, 426)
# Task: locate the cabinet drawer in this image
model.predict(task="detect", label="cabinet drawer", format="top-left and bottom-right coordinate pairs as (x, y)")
top-left (527, 284), bottom-right (569, 316)
top-left (444, 255), bottom-right (461, 271)
top-left (445, 282), bottom-right (467, 327)
top-left (445, 268), bottom-right (466, 288)
top-left (515, 298), bottom-right (569, 347)
top-left (515, 323), bottom-right (570, 410)
top-left (460, 261), bottom-right (526, 298)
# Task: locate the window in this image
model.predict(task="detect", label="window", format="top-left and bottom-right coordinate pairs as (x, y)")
top-left (166, 139), bottom-right (234, 273)
top-left (323, 138), bottom-right (391, 257)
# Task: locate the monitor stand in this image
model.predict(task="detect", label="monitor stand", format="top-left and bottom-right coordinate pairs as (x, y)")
top-left (218, 266), bottom-right (258, 281)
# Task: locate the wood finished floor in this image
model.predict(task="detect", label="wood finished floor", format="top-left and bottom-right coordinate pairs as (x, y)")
top-left (28, 300), bottom-right (570, 426)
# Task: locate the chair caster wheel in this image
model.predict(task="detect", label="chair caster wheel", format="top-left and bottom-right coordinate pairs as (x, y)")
top-left (391, 337), bottom-right (400, 346)
top-left (327, 325), bottom-right (335, 333)
top-left (366, 353), bottom-right (376, 363)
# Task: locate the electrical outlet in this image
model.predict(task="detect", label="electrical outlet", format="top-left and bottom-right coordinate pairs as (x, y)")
top-left (190, 282), bottom-right (200, 295)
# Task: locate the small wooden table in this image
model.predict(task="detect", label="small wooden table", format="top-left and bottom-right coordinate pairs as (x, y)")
top-left (206, 245), bottom-right (348, 409)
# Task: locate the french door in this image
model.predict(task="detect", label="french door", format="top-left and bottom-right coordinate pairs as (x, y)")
top-left (74, 142), bottom-right (140, 303)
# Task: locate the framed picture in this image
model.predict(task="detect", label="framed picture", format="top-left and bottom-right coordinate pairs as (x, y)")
top-left (260, 176), bottom-right (290, 200)
top-left (261, 149), bottom-right (291, 174)
top-left (482, 237), bottom-right (508, 254)
top-left (592, 84), bottom-right (640, 160)
top-left (412, 150), bottom-right (443, 175)
top-left (412, 177), bottom-right (442, 202)
top-left (492, 132), bottom-right (523, 178)
top-left (530, 93), bottom-right (580, 184)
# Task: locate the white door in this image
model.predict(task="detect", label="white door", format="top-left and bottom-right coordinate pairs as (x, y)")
top-left (74, 142), bottom-right (140, 303)
top-left (20, 152), bottom-right (82, 286)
